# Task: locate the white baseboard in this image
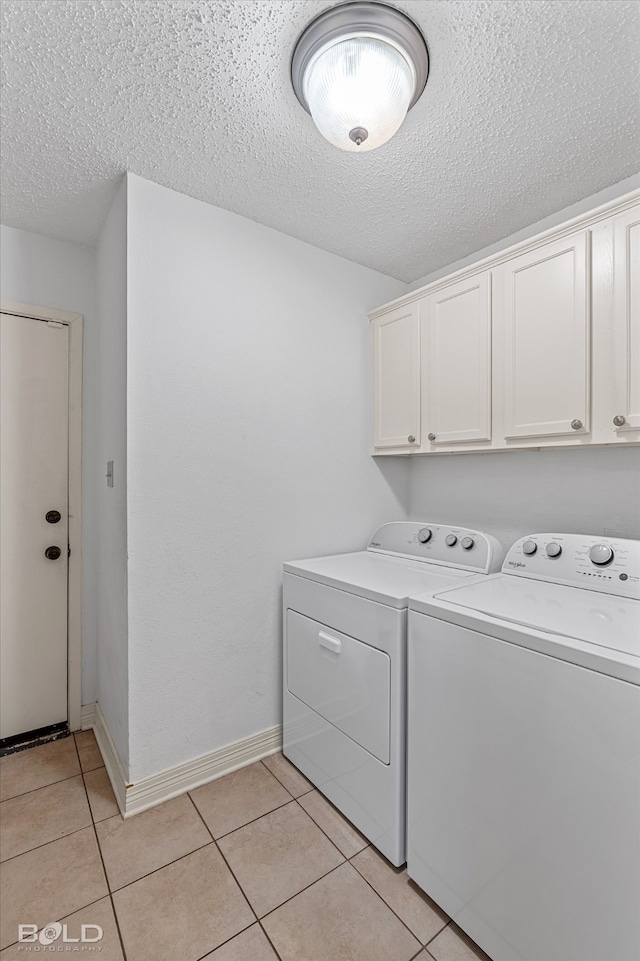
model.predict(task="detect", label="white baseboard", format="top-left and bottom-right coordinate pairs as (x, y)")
top-left (80, 703), bottom-right (96, 730)
top-left (93, 704), bottom-right (129, 816)
top-left (90, 705), bottom-right (282, 818)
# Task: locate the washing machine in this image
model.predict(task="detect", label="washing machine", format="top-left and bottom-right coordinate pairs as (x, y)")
top-left (407, 532), bottom-right (640, 961)
top-left (282, 521), bottom-right (504, 866)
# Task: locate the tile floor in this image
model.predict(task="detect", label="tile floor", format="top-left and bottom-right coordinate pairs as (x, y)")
top-left (0, 735), bottom-right (491, 961)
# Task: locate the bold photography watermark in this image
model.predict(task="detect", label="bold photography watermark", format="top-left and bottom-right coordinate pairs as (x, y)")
top-left (17, 921), bottom-right (104, 952)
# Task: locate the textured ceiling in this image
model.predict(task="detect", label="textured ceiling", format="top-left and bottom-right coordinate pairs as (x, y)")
top-left (1, 0), bottom-right (639, 282)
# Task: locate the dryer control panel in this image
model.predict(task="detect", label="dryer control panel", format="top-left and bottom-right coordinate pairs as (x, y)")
top-left (367, 522), bottom-right (503, 574)
top-left (503, 533), bottom-right (640, 598)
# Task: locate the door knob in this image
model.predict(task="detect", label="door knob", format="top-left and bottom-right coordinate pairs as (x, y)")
top-left (45, 546), bottom-right (61, 560)
top-left (613, 415), bottom-right (626, 427)
top-left (46, 510), bottom-right (62, 524)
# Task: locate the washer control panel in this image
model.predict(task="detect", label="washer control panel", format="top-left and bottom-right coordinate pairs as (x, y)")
top-left (503, 533), bottom-right (640, 598)
top-left (367, 522), bottom-right (504, 574)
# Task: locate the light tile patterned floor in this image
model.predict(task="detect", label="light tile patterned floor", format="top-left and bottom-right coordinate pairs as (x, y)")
top-left (0, 736), bottom-right (491, 961)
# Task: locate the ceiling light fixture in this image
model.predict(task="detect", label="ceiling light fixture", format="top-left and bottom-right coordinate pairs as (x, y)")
top-left (291, 1), bottom-right (429, 153)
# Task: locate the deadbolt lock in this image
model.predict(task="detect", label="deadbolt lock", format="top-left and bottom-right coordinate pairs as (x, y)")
top-left (45, 546), bottom-right (62, 560)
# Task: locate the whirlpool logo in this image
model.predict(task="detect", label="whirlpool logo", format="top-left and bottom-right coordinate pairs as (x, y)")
top-left (508, 560), bottom-right (526, 568)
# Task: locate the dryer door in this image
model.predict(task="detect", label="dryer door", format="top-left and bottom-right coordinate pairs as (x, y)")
top-left (286, 611), bottom-right (391, 763)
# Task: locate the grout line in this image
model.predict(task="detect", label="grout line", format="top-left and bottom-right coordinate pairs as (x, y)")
top-left (73, 734), bottom-right (129, 961)
top-left (0, 893), bottom-right (111, 950)
top-left (0, 768), bottom-right (85, 802)
top-left (259, 757), bottom-right (314, 798)
top-left (347, 846), bottom-right (451, 949)
top-left (424, 919), bottom-right (452, 948)
top-left (0, 813), bottom-right (93, 864)
top-left (258, 860), bottom-right (347, 922)
top-left (291, 794), bottom-right (352, 863)
top-left (258, 919), bottom-right (286, 961)
top-left (200, 795), bottom-right (296, 842)
top-left (186, 793), bottom-right (259, 924)
top-left (105, 838), bottom-right (215, 894)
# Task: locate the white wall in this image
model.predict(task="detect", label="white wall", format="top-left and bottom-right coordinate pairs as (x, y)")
top-left (0, 224), bottom-right (98, 704)
top-left (96, 181), bottom-right (129, 768)
top-left (408, 447), bottom-right (640, 552)
top-left (125, 174), bottom-right (407, 781)
top-left (407, 172), bottom-right (640, 291)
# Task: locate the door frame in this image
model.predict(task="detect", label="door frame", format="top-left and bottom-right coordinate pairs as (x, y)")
top-left (1, 300), bottom-right (83, 732)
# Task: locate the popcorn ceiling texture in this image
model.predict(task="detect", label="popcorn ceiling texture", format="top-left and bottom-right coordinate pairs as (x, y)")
top-left (1, 0), bottom-right (638, 282)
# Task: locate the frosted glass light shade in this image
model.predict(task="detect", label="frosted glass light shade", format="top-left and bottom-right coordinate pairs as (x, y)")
top-left (303, 36), bottom-right (415, 152)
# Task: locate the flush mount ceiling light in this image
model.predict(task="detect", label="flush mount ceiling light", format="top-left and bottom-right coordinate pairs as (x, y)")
top-left (291, 1), bottom-right (428, 153)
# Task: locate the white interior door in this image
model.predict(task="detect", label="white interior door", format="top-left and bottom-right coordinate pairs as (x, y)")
top-left (1, 313), bottom-right (69, 741)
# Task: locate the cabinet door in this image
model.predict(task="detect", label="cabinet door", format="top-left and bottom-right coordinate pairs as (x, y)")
top-left (372, 304), bottom-right (420, 449)
top-left (501, 231), bottom-right (590, 439)
top-left (613, 207), bottom-right (640, 430)
top-left (423, 273), bottom-right (491, 446)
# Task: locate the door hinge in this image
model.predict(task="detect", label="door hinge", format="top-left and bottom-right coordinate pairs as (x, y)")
top-left (67, 546), bottom-right (71, 558)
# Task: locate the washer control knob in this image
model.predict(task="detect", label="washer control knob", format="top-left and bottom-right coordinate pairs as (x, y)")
top-left (445, 534), bottom-right (457, 547)
top-left (522, 540), bottom-right (537, 556)
top-left (546, 542), bottom-right (562, 558)
top-left (417, 528), bottom-right (432, 544)
top-left (461, 536), bottom-right (474, 550)
top-left (589, 544), bottom-right (614, 566)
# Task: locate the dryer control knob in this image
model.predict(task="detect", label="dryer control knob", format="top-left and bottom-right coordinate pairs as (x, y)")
top-left (445, 534), bottom-right (457, 547)
top-left (522, 540), bottom-right (537, 556)
top-left (546, 542), bottom-right (562, 558)
top-left (589, 544), bottom-right (614, 566)
top-left (461, 536), bottom-right (474, 550)
top-left (417, 528), bottom-right (432, 544)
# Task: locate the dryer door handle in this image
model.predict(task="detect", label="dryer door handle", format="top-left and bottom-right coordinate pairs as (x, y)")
top-left (318, 632), bottom-right (341, 655)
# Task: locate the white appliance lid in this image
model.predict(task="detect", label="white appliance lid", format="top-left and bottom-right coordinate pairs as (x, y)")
top-left (413, 574), bottom-right (640, 657)
top-left (284, 551), bottom-right (474, 609)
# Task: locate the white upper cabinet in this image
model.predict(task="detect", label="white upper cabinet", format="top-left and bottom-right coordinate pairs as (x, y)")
top-left (422, 273), bottom-right (491, 447)
top-left (499, 230), bottom-right (590, 440)
top-left (372, 303), bottom-right (420, 450)
top-left (369, 192), bottom-right (639, 455)
top-left (612, 207), bottom-right (640, 431)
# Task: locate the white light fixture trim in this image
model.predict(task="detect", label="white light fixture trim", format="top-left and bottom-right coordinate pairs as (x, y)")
top-left (292, 2), bottom-right (429, 153)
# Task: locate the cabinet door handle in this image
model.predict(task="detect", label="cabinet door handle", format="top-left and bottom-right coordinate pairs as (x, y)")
top-left (428, 432), bottom-right (436, 441)
top-left (318, 632), bottom-right (341, 655)
top-left (571, 419), bottom-right (583, 431)
top-left (407, 435), bottom-right (416, 443)
top-left (613, 415), bottom-right (626, 427)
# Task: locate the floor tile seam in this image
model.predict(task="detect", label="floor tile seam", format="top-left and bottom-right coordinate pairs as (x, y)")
top-left (257, 917), bottom-right (286, 961)
top-left (0, 817), bottom-right (96, 865)
top-left (257, 859), bottom-right (348, 923)
top-left (186, 792), bottom-right (260, 927)
top-left (0, 768), bottom-right (86, 803)
top-left (423, 919), bottom-right (452, 948)
top-left (191, 918), bottom-right (259, 961)
top-left (291, 794), bottom-right (357, 863)
top-left (258, 758), bottom-right (314, 799)
top-left (74, 732), bottom-right (129, 961)
top-left (0, 892), bottom-right (114, 951)
top-left (348, 855), bottom-right (441, 949)
top-left (195, 794), bottom-right (297, 843)
top-left (102, 837), bottom-right (216, 895)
